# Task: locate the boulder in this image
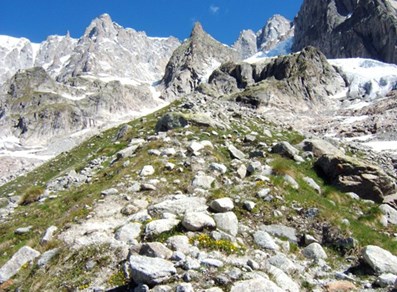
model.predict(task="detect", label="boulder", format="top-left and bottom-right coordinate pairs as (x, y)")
top-left (182, 212), bottom-right (216, 231)
top-left (209, 163), bottom-right (227, 174)
top-left (267, 265), bottom-right (300, 292)
top-left (324, 281), bottom-right (357, 292)
top-left (129, 255), bottom-right (176, 286)
top-left (140, 165), bottom-right (155, 176)
top-left (37, 248), bottom-right (59, 268)
top-left (361, 245), bottom-right (397, 275)
top-left (191, 175), bottom-right (215, 189)
top-left (210, 198), bottom-right (234, 212)
top-left (254, 231), bottom-right (279, 251)
top-left (213, 212), bottom-right (239, 236)
top-left (145, 219), bottom-right (180, 237)
top-left (379, 204), bottom-right (397, 225)
top-left (302, 242), bottom-right (327, 260)
top-left (315, 154), bottom-right (396, 202)
top-left (228, 144), bottom-right (246, 160)
top-left (115, 223), bottom-right (142, 243)
top-left (302, 139), bottom-right (342, 157)
top-left (271, 142), bottom-right (299, 159)
top-left (140, 242), bottom-right (173, 260)
top-left (0, 246), bottom-right (40, 283)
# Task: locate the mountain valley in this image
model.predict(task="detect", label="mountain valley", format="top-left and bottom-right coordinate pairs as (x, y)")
top-left (0, 1), bottom-right (397, 291)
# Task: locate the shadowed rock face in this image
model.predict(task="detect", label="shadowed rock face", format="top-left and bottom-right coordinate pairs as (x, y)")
top-left (293, 0), bottom-right (397, 64)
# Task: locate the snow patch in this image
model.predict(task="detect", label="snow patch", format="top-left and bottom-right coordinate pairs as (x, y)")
top-left (363, 141), bottom-right (397, 152)
top-left (329, 58), bottom-right (397, 99)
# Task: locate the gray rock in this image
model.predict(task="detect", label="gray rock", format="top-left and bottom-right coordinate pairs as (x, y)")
top-left (260, 224), bottom-right (298, 243)
top-left (213, 212), bottom-right (238, 236)
top-left (284, 175), bottom-right (299, 190)
top-left (15, 226), bottom-right (33, 235)
top-left (191, 175), bottom-right (215, 189)
top-left (0, 246), bottom-right (40, 283)
top-left (176, 283), bottom-right (194, 292)
top-left (155, 112), bottom-right (188, 132)
top-left (140, 165), bottom-right (155, 176)
top-left (302, 139), bottom-right (342, 157)
top-left (243, 201), bottom-right (256, 211)
top-left (188, 141), bottom-right (204, 154)
top-left (293, 0), bottom-right (397, 64)
top-left (271, 142), bottom-right (299, 160)
top-left (228, 144), bottom-right (246, 160)
top-left (380, 204), bottom-right (397, 225)
top-left (116, 144), bottom-right (139, 160)
top-left (145, 219), bottom-right (180, 237)
top-left (302, 243), bottom-right (327, 260)
top-left (37, 248), bottom-right (59, 268)
top-left (115, 223), bottom-right (142, 243)
top-left (230, 277), bottom-right (283, 292)
top-left (166, 235), bottom-right (191, 253)
top-left (209, 163), bottom-right (227, 174)
top-left (101, 188), bottom-right (119, 196)
top-left (303, 177), bottom-right (321, 194)
top-left (210, 198), bottom-right (234, 212)
top-left (268, 254), bottom-right (297, 274)
top-left (129, 255), bottom-right (176, 286)
top-left (254, 231), bottom-right (279, 251)
top-left (376, 273), bottom-right (397, 288)
top-left (236, 165), bottom-right (247, 179)
top-left (41, 225), bottom-right (58, 244)
top-left (140, 242), bottom-right (173, 260)
top-left (149, 196), bottom-right (207, 216)
top-left (315, 154), bottom-right (396, 202)
top-left (362, 245), bottom-right (397, 275)
top-left (201, 258), bottom-right (224, 268)
top-left (267, 265), bottom-right (300, 292)
top-left (182, 212), bottom-right (216, 231)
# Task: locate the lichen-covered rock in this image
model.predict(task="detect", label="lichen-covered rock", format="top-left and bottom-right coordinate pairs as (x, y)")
top-left (315, 154), bottom-right (396, 202)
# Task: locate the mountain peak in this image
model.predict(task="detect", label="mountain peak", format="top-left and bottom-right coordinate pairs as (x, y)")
top-left (191, 22), bottom-right (205, 37)
top-left (84, 13), bottom-right (116, 39)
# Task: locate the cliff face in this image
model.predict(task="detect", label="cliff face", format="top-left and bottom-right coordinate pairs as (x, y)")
top-left (293, 0), bottom-right (397, 64)
top-left (160, 22), bottom-right (239, 99)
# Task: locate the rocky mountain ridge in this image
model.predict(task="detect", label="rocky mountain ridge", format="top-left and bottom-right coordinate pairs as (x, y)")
top-left (293, 0), bottom-right (397, 64)
top-left (233, 15), bottom-right (294, 59)
top-left (1, 6), bottom-right (397, 291)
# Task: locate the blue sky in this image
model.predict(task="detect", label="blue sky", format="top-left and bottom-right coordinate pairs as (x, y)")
top-left (0, 0), bottom-right (302, 44)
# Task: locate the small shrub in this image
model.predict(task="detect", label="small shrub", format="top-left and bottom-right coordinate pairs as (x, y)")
top-left (21, 186), bottom-right (45, 205)
top-left (190, 233), bottom-right (245, 255)
top-left (108, 268), bottom-right (128, 287)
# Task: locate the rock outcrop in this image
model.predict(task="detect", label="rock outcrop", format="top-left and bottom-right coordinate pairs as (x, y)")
top-left (293, 0), bottom-right (397, 64)
top-left (233, 14), bottom-right (294, 59)
top-left (315, 153), bottom-right (396, 202)
top-left (207, 46), bottom-right (346, 111)
top-left (160, 22), bottom-right (239, 99)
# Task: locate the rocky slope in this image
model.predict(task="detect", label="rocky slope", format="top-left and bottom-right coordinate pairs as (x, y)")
top-left (0, 89), bottom-right (397, 291)
top-left (233, 15), bottom-right (294, 59)
top-left (293, 0), bottom-right (397, 64)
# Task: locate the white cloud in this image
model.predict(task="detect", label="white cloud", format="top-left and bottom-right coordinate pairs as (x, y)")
top-left (209, 4), bottom-right (220, 14)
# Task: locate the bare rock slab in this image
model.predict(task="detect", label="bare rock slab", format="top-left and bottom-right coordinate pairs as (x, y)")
top-left (362, 245), bottom-right (397, 275)
top-left (0, 246), bottom-right (40, 283)
top-left (129, 254), bottom-right (176, 286)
